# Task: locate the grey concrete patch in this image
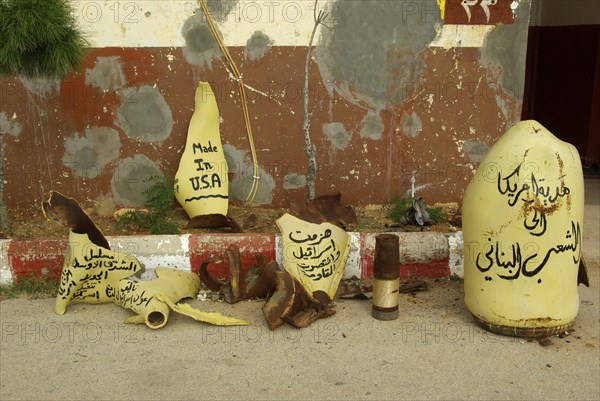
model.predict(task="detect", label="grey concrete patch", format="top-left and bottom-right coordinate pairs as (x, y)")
top-left (63, 127), bottom-right (121, 179)
top-left (480, 19), bottom-right (530, 100)
top-left (323, 122), bottom-right (351, 150)
top-left (359, 109), bottom-right (384, 140)
top-left (0, 112), bottom-right (22, 137)
top-left (85, 56), bottom-right (126, 91)
top-left (315, 1), bottom-right (438, 107)
top-left (283, 173), bottom-right (307, 190)
top-left (181, 13), bottom-right (221, 67)
top-left (224, 144), bottom-right (275, 205)
top-left (463, 141), bottom-right (489, 163)
top-left (116, 86), bottom-right (173, 142)
top-left (18, 75), bottom-right (61, 99)
top-left (244, 31), bottom-right (273, 61)
top-left (400, 112), bottom-right (422, 138)
top-left (111, 154), bottom-right (163, 207)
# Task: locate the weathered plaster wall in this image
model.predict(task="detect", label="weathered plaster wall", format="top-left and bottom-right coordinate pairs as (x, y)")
top-left (0, 0), bottom-right (531, 211)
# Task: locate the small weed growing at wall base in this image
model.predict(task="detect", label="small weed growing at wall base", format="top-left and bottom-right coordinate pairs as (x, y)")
top-left (385, 195), bottom-right (446, 225)
top-left (116, 176), bottom-right (180, 235)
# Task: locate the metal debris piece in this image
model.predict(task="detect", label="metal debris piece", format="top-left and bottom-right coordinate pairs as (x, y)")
top-left (200, 244), bottom-right (336, 329)
top-left (189, 214), bottom-right (242, 232)
top-left (399, 279), bottom-right (429, 293)
top-left (405, 197), bottom-right (433, 226)
top-left (290, 192), bottom-right (357, 229)
top-left (42, 190), bottom-right (109, 249)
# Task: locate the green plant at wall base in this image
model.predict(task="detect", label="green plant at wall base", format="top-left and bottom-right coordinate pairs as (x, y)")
top-left (116, 176), bottom-right (181, 235)
top-left (426, 205), bottom-right (446, 224)
top-left (0, 0), bottom-right (89, 77)
top-left (385, 195), bottom-right (447, 225)
top-left (385, 195), bottom-right (413, 224)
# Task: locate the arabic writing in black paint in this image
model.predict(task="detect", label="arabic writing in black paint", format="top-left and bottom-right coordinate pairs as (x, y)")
top-left (496, 163), bottom-right (570, 236)
top-left (288, 229), bottom-right (339, 281)
top-left (475, 220), bottom-right (581, 281)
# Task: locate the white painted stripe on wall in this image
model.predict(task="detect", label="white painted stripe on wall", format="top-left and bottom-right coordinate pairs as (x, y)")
top-left (0, 239), bottom-right (12, 285)
top-left (73, 1), bottom-right (488, 48)
top-left (107, 235), bottom-right (192, 272)
top-left (448, 231), bottom-right (464, 278)
top-left (429, 24), bottom-right (494, 48)
top-left (344, 232), bottom-right (361, 279)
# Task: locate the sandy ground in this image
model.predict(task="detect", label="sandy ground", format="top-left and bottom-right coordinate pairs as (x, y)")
top-left (1, 180), bottom-right (599, 401)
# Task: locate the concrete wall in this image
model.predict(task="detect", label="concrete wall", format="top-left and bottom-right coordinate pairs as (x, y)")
top-left (0, 0), bottom-right (531, 210)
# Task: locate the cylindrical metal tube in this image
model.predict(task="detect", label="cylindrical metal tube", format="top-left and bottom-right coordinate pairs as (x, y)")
top-left (372, 234), bottom-right (400, 321)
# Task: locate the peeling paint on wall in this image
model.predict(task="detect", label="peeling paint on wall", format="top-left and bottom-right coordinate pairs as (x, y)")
top-left (0, 113), bottom-right (22, 137)
top-left (359, 109), bottom-right (384, 140)
top-left (63, 127), bottom-right (121, 178)
top-left (116, 86), bottom-right (173, 142)
top-left (224, 144), bottom-right (275, 205)
top-left (480, 20), bottom-right (530, 100)
top-left (244, 31), bottom-right (273, 61)
top-left (181, 13), bottom-right (221, 67)
top-left (111, 154), bottom-right (163, 207)
top-left (323, 122), bottom-right (351, 150)
top-left (462, 141), bottom-right (489, 163)
top-left (283, 173), bottom-right (306, 190)
top-left (316, 0), bottom-right (439, 106)
top-left (85, 56), bottom-right (126, 91)
top-left (400, 112), bottom-right (423, 138)
top-left (429, 25), bottom-right (494, 48)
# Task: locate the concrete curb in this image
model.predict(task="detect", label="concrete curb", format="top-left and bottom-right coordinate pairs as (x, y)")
top-left (0, 231), bottom-right (465, 285)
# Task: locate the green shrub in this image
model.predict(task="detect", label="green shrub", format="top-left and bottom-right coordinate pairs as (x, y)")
top-left (385, 195), bottom-right (447, 225)
top-left (115, 176), bottom-right (180, 235)
top-left (385, 195), bottom-right (413, 224)
top-left (0, 0), bottom-right (89, 77)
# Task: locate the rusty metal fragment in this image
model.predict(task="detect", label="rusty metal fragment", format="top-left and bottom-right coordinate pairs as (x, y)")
top-left (200, 245), bottom-right (336, 329)
top-left (42, 190), bottom-right (109, 249)
top-left (290, 192), bottom-right (357, 229)
top-left (189, 214), bottom-right (242, 232)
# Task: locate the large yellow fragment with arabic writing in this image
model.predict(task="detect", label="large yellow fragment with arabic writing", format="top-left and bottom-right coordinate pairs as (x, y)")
top-left (55, 231), bottom-right (250, 329)
top-left (55, 231), bottom-right (142, 315)
top-left (463, 120), bottom-right (584, 330)
top-left (276, 213), bottom-right (350, 301)
top-left (115, 268), bottom-right (250, 329)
